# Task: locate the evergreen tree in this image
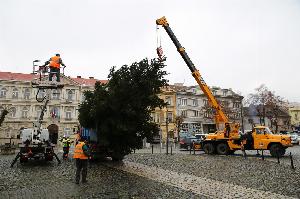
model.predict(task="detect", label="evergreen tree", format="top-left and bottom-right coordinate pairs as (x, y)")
top-left (78, 58), bottom-right (168, 160)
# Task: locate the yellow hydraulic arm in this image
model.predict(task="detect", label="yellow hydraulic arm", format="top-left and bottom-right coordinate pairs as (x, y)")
top-left (156, 16), bottom-right (229, 124)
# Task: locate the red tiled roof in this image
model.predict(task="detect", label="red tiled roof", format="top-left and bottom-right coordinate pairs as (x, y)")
top-left (72, 77), bottom-right (108, 86)
top-left (0, 71), bottom-right (107, 86)
top-left (0, 71), bottom-right (37, 81)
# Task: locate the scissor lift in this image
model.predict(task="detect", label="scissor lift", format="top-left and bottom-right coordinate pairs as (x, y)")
top-left (11, 64), bottom-right (64, 167)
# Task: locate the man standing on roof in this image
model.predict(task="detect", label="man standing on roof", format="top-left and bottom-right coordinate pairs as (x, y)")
top-left (43, 53), bottom-right (66, 82)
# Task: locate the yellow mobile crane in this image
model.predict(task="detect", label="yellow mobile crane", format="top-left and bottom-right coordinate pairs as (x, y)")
top-left (156, 16), bottom-right (292, 157)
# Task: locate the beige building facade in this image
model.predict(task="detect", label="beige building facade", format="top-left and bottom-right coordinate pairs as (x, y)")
top-left (0, 72), bottom-right (105, 145)
top-left (289, 104), bottom-right (300, 130)
top-left (151, 86), bottom-right (177, 141)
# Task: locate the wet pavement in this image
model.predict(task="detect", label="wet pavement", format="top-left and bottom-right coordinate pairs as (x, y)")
top-left (1, 145), bottom-right (300, 198)
top-left (0, 153), bottom-right (204, 199)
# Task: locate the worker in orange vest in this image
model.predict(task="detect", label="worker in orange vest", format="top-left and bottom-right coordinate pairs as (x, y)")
top-left (43, 53), bottom-right (66, 82)
top-left (73, 137), bottom-right (90, 184)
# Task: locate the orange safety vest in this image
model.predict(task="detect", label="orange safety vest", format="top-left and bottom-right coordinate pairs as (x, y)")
top-left (73, 142), bottom-right (88, 159)
top-left (49, 56), bottom-right (61, 68)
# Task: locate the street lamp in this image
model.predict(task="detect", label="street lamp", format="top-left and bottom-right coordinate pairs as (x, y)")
top-left (165, 102), bottom-right (170, 155)
top-left (32, 60), bottom-right (40, 74)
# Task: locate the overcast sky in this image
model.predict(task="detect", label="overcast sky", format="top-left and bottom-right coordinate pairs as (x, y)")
top-left (1, 0), bottom-right (299, 102)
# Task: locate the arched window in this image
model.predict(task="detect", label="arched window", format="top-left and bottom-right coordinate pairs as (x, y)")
top-left (22, 107), bottom-right (29, 118)
top-left (37, 89), bottom-right (45, 99)
top-left (24, 88), bottom-right (31, 100)
top-left (65, 108), bottom-right (72, 120)
top-left (9, 107), bottom-right (16, 118)
top-left (12, 88), bottom-right (19, 99)
top-left (67, 89), bottom-right (74, 101)
top-left (0, 88), bottom-right (7, 98)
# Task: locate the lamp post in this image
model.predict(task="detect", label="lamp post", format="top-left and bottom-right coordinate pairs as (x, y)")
top-left (32, 60), bottom-right (40, 74)
top-left (165, 102), bottom-right (170, 155)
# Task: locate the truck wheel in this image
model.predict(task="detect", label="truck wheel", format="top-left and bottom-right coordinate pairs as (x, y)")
top-left (203, 143), bottom-right (215, 154)
top-left (228, 150), bottom-right (235, 155)
top-left (216, 143), bottom-right (229, 155)
top-left (111, 153), bottom-right (124, 162)
top-left (269, 144), bottom-right (285, 157)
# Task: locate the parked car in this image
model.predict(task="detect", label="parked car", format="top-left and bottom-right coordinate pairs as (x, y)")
top-left (280, 131), bottom-right (299, 144)
top-left (195, 133), bottom-right (208, 141)
top-left (290, 132), bottom-right (299, 144)
top-left (179, 136), bottom-right (201, 150)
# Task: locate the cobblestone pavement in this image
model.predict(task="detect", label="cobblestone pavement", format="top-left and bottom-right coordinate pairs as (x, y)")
top-left (110, 161), bottom-right (295, 199)
top-left (125, 151), bottom-right (300, 198)
top-left (0, 154), bottom-right (205, 199)
top-left (1, 145), bottom-right (300, 199)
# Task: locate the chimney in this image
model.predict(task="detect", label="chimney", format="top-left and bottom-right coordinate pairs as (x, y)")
top-left (89, 77), bottom-right (94, 79)
top-left (77, 76), bottom-right (81, 78)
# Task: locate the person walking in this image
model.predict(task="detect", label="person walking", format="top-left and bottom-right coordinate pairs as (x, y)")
top-left (73, 137), bottom-right (90, 184)
top-left (43, 53), bottom-right (66, 82)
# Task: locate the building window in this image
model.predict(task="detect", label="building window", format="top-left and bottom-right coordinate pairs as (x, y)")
top-left (192, 110), bottom-right (200, 117)
top-left (192, 99), bottom-right (198, 107)
top-left (12, 88), bottom-right (19, 99)
top-left (223, 90), bottom-right (228, 97)
top-left (10, 107), bottom-right (16, 118)
top-left (52, 89), bottom-right (60, 100)
top-left (0, 88), bottom-right (7, 98)
top-left (22, 107), bottom-right (29, 118)
top-left (203, 99), bottom-right (208, 106)
top-left (180, 99), bottom-right (187, 106)
top-left (156, 113), bottom-right (160, 123)
top-left (295, 113), bottom-right (298, 120)
top-left (151, 113), bottom-right (155, 122)
top-left (212, 90), bottom-right (217, 96)
top-left (233, 102), bottom-right (240, 108)
top-left (177, 98), bottom-right (181, 105)
top-left (24, 88), bottom-right (30, 100)
top-left (65, 108), bottom-right (72, 120)
top-left (50, 107), bottom-right (60, 118)
top-left (81, 94), bottom-right (85, 102)
top-left (38, 89), bottom-right (45, 99)
top-left (64, 128), bottom-right (71, 137)
top-left (165, 96), bottom-right (172, 106)
top-left (181, 110), bottom-right (187, 117)
top-left (167, 112), bottom-right (173, 122)
top-left (67, 90), bottom-right (74, 101)
top-left (222, 101), bottom-right (229, 108)
top-left (36, 106), bottom-right (42, 119)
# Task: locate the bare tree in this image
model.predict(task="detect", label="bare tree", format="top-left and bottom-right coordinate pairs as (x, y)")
top-left (246, 84), bottom-right (289, 133)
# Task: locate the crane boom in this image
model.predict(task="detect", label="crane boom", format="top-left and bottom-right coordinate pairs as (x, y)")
top-left (156, 16), bottom-right (228, 124)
